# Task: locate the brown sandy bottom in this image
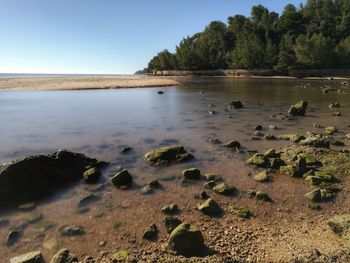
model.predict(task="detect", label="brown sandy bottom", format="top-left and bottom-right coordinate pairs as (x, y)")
top-left (1, 80), bottom-right (350, 262)
top-left (0, 76), bottom-right (179, 90)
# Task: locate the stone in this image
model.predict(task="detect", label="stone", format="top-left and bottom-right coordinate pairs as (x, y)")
top-left (305, 176), bottom-right (323, 185)
top-left (264, 134), bottom-right (276, 140)
top-left (253, 171), bottom-right (269, 182)
top-left (329, 102), bottom-right (340, 108)
top-left (268, 125), bottom-right (277, 130)
top-left (325, 126), bottom-right (337, 135)
top-left (312, 122), bottom-right (321, 128)
top-left (0, 217), bottom-right (10, 228)
top-left (197, 198), bottom-right (222, 216)
top-left (158, 91), bottom-right (164, 94)
top-left (10, 251), bottom-right (42, 263)
top-left (246, 153), bottom-right (267, 167)
top-left (26, 212), bottom-right (43, 224)
top-left (225, 140), bottom-right (241, 149)
top-left (110, 169), bottom-right (133, 189)
top-left (269, 158), bottom-right (285, 169)
top-left (78, 193), bottom-right (101, 207)
top-left (59, 225), bottom-right (85, 236)
top-left (120, 146), bottom-right (132, 153)
top-left (315, 171), bottom-right (335, 182)
top-left (278, 134), bottom-right (306, 143)
top-left (213, 182), bottom-right (236, 195)
top-left (204, 180), bottom-right (216, 189)
top-left (161, 204), bottom-right (179, 214)
top-left (228, 206), bottom-right (251, 219)
top-left (144, 145), bottom-right (193, 166)
top-left (305, 189), bottom-right (321, 202)
top-left (140, 185), bottom-right (154, 195)
top-left (82, 167), bottom-right (101, 184)
top-left (247, 190), bottom-right (271, 201)
top-left (164, 217), bottom-right (182, 234)
top-left (254, 125), bottom-right (263, 131)
top-left (19, 202), bottom-right (36, 211)
top-left (142, 224), bottom-right (158, 240)
top-left (264, 148), bottom-right (280, 158)
top-left (6, 230), bottom-right (22, 246)
top-left (111, 251), bottom-right (129, 261)
top-left (204, 174), bottom-right (222, 182)
top-left (182, 168), bottom-right (201, 180)
top-left (149, 179), bottom-right (160, 189)
top-left (328, 214), bottom-right (350, 248)
top-left (228, 101), bottom-right (243, 109)
top-left (332, 112), bottom-right (342, 116)
top-left (168, 223), bottom-right (205, 256)
top-left (0, 150), bottom-right (105, 207)
top-left (288, 101), bottom-right (308, 116)
top-left (299, 137), bottom-right (330, 148)
top-left (50, 248), bottom-right (77, 263)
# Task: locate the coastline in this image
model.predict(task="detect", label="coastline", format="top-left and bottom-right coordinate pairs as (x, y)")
top-left (0, 76), bottom-right (180, 91)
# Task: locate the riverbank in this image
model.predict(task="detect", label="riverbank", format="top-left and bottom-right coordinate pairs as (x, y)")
top-left (153, 69), bottom-right (350, 79)
top-left (0, 76), bottom-right (179, 91)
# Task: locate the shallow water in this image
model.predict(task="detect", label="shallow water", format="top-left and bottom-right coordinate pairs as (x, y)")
top-left (0, 78), bottom-right (350, 261)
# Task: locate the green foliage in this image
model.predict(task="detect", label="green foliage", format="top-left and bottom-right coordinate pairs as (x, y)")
top-left (147, 0), bottom-right (350, 72)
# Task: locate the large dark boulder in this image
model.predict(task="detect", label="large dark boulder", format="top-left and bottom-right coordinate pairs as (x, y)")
top-left (0, 150), bottom-right (106, 207)
top-left (288, 101), bottom-right (308, 116)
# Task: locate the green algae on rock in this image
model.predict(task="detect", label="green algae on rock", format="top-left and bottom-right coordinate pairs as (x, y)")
top-left (246, 153), bottom-right (267, 167)
top-left (50, 248), bottom-right (77, 263)
top-left (197, 198), bottom-right (222, 216)
top-left (168, 223), bottom-right (205, 257)
top-left (213, 182), bottom-right (236, 195)
top-left (144, 145), bottom-right (193, 166)
top-left (228, 206), bottom-right (252, 219)
top-left (82, 167), bottom-right (101, 184)
top-left (328, 214), bottom-right (350, 249)
top-left (142, 223), bottom-right (158, 240)
top-left (288, 100), bottom-right (308, 116)
top-left (10, 251), bottom-right (42, 263)
top-left (253, 171), bottom-right (270, 182)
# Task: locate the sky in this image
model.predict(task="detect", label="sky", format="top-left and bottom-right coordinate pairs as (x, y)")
top-left (0, 0), bottom-right (306, 74)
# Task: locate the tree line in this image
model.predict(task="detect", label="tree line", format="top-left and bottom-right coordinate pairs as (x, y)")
top-left (146, 0), bottom-right (350, 74)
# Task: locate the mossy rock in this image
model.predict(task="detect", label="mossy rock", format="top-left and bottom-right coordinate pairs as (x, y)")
top-left (10, 251), bottom-right (42, 263)
top-left (325, 126), bottom-right (337, 135)
top-left (204, 174), bottom-right (222, 182)
top-left (213, 182), bottom-right (236, 195)
top-left (58, 225), bottom-right (85, 236)
top-left (279, 165), bottom-right (300, 177)
top-left (50, 248), bottom-right (77, 263)
top-left (197, 198), bottom-right (222, 216)
top-left (144, 145), bottom-right (193, 166)
top-left (168, 223), bottom-right (205, 257)
top-left (142, 224), bottom-right (158, 240)
top-left (253, 171), bottom-right (269, 182)
top-left (288, 101), bottom-right (308, 116)
top-left (299, 137), bottom-right (330, 148)
top-left (278, 134), bottom-right (305, 143)
top-left (328, 214), bottom-right (350, 248)
top-left (164, 216), bottom-right (182, 234)
top-left (112, 250), bottom-right (129, 261)
top-left (247, 190), bottom-right (271, 202)
top-left (246, 153), bottom-right (267, 167)
top-left (161, 204), bottom-right (179, 214)
top-left (110, 169), bottom-right (132, 189)
top-left (82, 167), bottom-right (101, 184)
top-left (264, 148), bottom-right (280, 158)
top-left (228, 206), bottom-right (251, 219)
top-left (225, 140), bottom-right (241, 149)
top-left (314, 171), bottom-right (335, 182)
top-left (182, 168), bottom-right (201, 180)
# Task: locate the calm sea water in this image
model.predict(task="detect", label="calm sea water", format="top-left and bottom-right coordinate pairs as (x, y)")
top-left (0, 78), bottom-right (349, 261)
top-left (0, 73), bottom-right (131, 78)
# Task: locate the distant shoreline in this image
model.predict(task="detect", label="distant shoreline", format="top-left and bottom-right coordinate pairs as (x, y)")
top-left (0, 76), bottom-right (180, 91)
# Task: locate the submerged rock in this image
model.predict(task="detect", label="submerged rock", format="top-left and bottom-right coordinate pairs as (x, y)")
top-left (59, 225), bottom-right (85, 236)
top-left (82, 167), bottom-right (101, 184)
top-left (182, 168), bottom-right (201, 180)
top-left (0, 150), bottom-right (105, 207)
top-left (288, 100), bottom-right (308, 116)
top-left (213, 182), bottom-right (236, 195)
top-left (10, 251), bottom-right (42, 263)
top-left (142, 224), bottom-right (158, 240)
top-left (228, 101), bottom-right (243, 109)
top-left (168, 223), bottom-right (205, 256)
top-left (329, 102), bottom-right (340, 108)
top-left (50, 248), bottom-right (77, 263)
top-left (164, 216), bottom-right (182, 234)
top-left (110, 169), bottom-right (132, 189)
top-left (144, 145), bottom-right (193, 166)
top-left (328, 214), bottom-right (350, 248)
top-left (197, 198), bottom-right (222, 216)
top-left (225, 140), bottom-right (241, 149)
top-left (78, 193), bottom-right (101, 207)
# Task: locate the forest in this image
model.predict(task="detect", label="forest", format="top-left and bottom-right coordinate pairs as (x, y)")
top-left (146, 0), bottom-right (350, 74)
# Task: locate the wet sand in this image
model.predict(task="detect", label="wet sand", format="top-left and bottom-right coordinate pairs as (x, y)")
top-left (0, 76), bottom-right (179, 91)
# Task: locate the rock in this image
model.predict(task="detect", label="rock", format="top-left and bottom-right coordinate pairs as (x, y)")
top-left (82, 167), bottom-right (101, 184)
top-left (6, 230), bottom-right (22, 246)
top-left (19, 202), bottom-right (36, 211)
top-left (78, 193), bottom-right (101, 207)
top-left (255, 131), bottom-right (264, 137)
top-left (59, 225), bottom-right (85, 236)
top-left (312, 122), bottom-right (321, 128)
top-left (120, 146), bottom-right (132, 153)
top-left (110, 169), bottom-right (132, 189)
top-left (140, 185), bottom-right (154, 195)
top-left (197, 198), bottom-right (222, 216)
top-left (264, 134), bottom-right (276, 140)
top-left (204, 180), bottom-right (216, 189)
top-left (213, 182), bottom-right (236, 195)
top-left (264, 148), bottom-right (280, 158)
top-left (142, 224), bottom-right (158, 240)
top-left (50, 248), bottom-right (77, 263)
top-left (144, 145), bottom-right (193, 166)
top-left (329, 102), bottom-right (340, 108)
top-left (288, 101), bottom-right (308, 116)
top-left (315, 171), bottom-right (335, 182)
top-left (26, 212), bottom-right (43, 224)
top-left (204, 174), bottom-right (222, 182)
top-left (268, 125), bottom-right (277, 130)
top-left (10, 251), bottom-right (42, 263)
top-left (247, 190), bottom-right (271, 202)
top-left (168, 223), bottom-right (205, 256)
top-left (228, 206), bottom-right (251, 219)
top-left (182, 168), bottom-right (201, 180)
top-left (161, 204), bottom-right (179, 214)
top-left (206, 136), bottom-right (222, 144)
top-left (305, 189), bottom-right (322, 202)
top-left (328, 214), bottom-right (350, 248)
top-left (246, 153), bottom-right (267, 167)
top-left (164, 217), bottom-right (182, 234)
top-left (0, 150), bottom-right (104, 207)
top-left (43, 237), bottom-right (63, 251)
top-left (254, 125), bottom-right (263, 131)
top-left (111, 250), bottom-right (129, 261)
top-left (0, 217), bottom-right (10, 228)
top-left (345, 134), bottom-right (350, 140)
top-left (225, 140), bottom-right (241, 149)
top-left (305, 176), bottom-right (323, 185)
top-left (332, 112), bottom-right (342, 116)
top-left (194, 191), bottom-right (210, 200)
top-left (279, 164), bottom-right (300, 177)
top-left (158, 91), bottom-right (164, 94)
top-left (331, 139), bottom-right (345, 146)
top-left (299, 137), bottom-right (330, 148)
top-left (269, 158), bottom-right (285, 169)
top-left (325, 126), bottom-right (337, 135)
top-left (149, 179), bottom-right (160, 189)
top-left (253, 171), bottom-right (269, 182)
top-left (228, 101), bottom-right (243, 109)
top-left (278, 134), bottom-right (305, 143)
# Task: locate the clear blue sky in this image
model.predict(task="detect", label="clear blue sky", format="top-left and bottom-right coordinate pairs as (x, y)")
top-left (0, 0), bottom-right (306, 74)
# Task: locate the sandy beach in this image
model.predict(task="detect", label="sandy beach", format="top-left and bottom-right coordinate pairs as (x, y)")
top-left (0, 76), bottom-right (180, 91)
